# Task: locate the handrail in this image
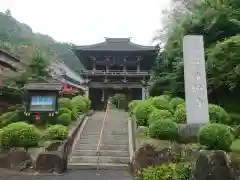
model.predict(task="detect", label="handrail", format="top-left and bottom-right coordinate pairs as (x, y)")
top-left (96, 101), bottom-right (110, 170)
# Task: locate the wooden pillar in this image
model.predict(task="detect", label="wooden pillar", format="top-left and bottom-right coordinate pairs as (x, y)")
top-left (137, 63), bottom-right (140, 72)
top-left (93, 61), bottom-right (96, 71)
top-left (123, 65), bottom-right (126, 72)
top-left (84, 87), bottom-right (89, 97)
top-left (142, 87), bottom-right (149, 100)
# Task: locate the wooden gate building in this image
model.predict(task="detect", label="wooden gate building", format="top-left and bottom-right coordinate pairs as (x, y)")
top-left (72, 38), bottom-right (158, 109)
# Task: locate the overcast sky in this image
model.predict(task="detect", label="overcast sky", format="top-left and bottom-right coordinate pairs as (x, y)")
top-left (0, 0), bottom-right (170, 45)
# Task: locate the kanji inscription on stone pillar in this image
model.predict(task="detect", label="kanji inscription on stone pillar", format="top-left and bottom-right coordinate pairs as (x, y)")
top-left (183, 35), bottom-right (209, 124)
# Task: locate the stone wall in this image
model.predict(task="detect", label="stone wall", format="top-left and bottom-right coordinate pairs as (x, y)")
top-left (35, 114), bottom-right (87, 173)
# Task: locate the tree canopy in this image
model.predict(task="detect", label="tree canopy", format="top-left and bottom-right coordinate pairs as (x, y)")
top-left (0, 11), bottom-right (84, 74)
top-left (152, 0), bottom-right (240, 113)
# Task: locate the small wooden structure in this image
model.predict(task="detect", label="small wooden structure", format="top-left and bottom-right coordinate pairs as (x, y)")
top-left (24, 82), bottom-right (63, 117)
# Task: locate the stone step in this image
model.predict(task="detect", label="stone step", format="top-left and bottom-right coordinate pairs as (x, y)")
top-left (80, 134), bottom-right (129, 140)
top-left (79, 139), bottom-right (129, 145)
top-left (72, 149), bottom-right (129, 157)
top-left (75, 144), bottom-right (129, 151)
top-left (81, 132), bottom-right (128, 136)
top-left (67, 162), bottom-right (129, 170)
top-left (70, 155), bottom-right (130, 164)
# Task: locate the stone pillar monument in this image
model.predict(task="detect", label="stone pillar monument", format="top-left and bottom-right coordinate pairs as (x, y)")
top-left (183, 35), bottom-right (209, 124)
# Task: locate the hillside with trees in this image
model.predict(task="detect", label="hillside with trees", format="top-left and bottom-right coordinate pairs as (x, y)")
top-left (0, 10), bottom-right (83, 73)
top-left (151, 0), bottom-right (240, 114)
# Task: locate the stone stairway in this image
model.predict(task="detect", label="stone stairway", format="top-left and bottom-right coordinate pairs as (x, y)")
top-left (68, 110), bottom-right (130, 170)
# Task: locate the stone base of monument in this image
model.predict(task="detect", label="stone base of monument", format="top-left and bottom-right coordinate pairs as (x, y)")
top-left (178, 124), bottom-right (204, 143)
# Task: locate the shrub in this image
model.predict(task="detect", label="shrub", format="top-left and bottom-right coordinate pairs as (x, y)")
top-left (141, 163), bottom-right (191, 180)
top-left (149, 119), bottom-right (178, 141)
top-left (71, 96), bottom-right (87, 114)
top-left (58, 98), bottom-right (72, 109)
top-left (176, 103), bottom-right (185, 109)
top-left (134, 101), bottom-right (154, 126)
top-left (174, 107), bottom-right (187, 124)
top-left (198, 123), bottom-right (234, 151)
top-left (56, 113), bottom-right (71, 126)
top-left (148, 109), bottom-right (173, 124)
top-left (59, 107), bottom-right (72, 115)
top-left (0, 111), bottom-right (20, 126)
top-left (152, 96), bottom-right (172, 111)
top-left (128, 100), bottom-right (142, 114)
top-left (45, 125), bottom-right (68, 140)
top-left (169, 97), bottom-right (185, 110)
top-left (208, 104), bottom-right (231, 124)
top-left (159, 95), bottom-right (172, 102)
top-left (0, 122), bottom-right (40, 148)
top-left (82, 96), bottom-right (91, 110)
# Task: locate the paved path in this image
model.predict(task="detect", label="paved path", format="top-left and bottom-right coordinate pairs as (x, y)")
top-left (0, 169), bottom-right (134, 180)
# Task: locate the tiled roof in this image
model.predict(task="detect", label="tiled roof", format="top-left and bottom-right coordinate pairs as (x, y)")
top-left (74, 38), bottom-right (158, 51)
top-left (25, 82), bottom-right (63, 91)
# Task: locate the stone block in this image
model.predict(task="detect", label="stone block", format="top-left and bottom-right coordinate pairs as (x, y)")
top-left (178, 124), bottom-right (204, 143)
top-left (194, 150), bottom-right (236, 180)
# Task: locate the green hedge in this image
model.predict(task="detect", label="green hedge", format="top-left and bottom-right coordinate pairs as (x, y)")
top-left (198, 123), bottom-right (234, 151)
top-left (149, 119), bottom-right (178, 141)
top-left (0, 122), bottom-right (41, 148)
top-left (45, 125), bottom-right (68, 140)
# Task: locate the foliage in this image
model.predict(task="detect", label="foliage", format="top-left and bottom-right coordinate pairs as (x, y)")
top-left (82, 96), bottom-right (91, 110)
top-left (0, 11), bottom-right (84, 76)
top-left (174, 106), bottom-right (187, 124)
top-left (148, 119), bottom-right (178, 141)
top-left (198, 123), bottom-right (234, 151)
top-left (152, 0), bottom-right (240, 113)
top-left (169, 97), bottom-right (185, 110)
top-left (57, 113), bottom-right (72, 126)
top-left (59, 108), bottom-right (72, 115)
top-left (0, 122), bottom-right (40, 148)
top-left (208, 104), bottom-right (231, 124)
top-left (128, 100), bottom-right (142, 114)
top-left (58, 98), bottom-right (72, 110)
top-left (71, 95), bottom-right (88, 114)
top-left (141, 163), bottom-right (192, 180)
top-left (148, 109), bottom-right (173, 124)
top-left (109, 93), bottom-right (127, 109)
top-left (152, 96), bottom-right (172, 111)
top-left (134, 101), bottom-right (154, 126)
top-left (45, 125), bottom-right (68, 140)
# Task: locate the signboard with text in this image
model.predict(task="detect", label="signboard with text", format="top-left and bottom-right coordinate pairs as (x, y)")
top-left (29, 96), bottom-right (56, 112)
top-left (183, 35), bottom-right (209, 124)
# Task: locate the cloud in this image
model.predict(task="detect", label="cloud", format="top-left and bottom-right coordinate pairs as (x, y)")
top-left (0, 0), bottom-right (170, 45)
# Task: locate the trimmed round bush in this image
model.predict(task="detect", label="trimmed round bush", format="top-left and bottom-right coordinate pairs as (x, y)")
top-left (57, 113), bottom-right (71, 126)
top-left (59, 98), bottom-right (72, 109)
top-left (148, 109), bottom-right (173, 124)
top-left (46, 125), bottom-right (68, 140)
top-left (149, 119), bottom-right (178, 141)
top-left (82, 96), bottom-right (91, 110)
top-left (134, 101), bottom-right (154, 126)
top-left (169, 97), bottom-right (185, 110)
top-left (208, 104), bottom-right (231, 124)
top-left (71, 96), bottom-right (87, 114)
top-left (152, 96), bottom-right (172, 111)
top-left (59, 107), bottom-right (72, 115)
top-left (128, 100), bottom-right (142, 114)
top-left (159, 95), bottom-right (172, 102)
top-left (176, 103), bottom-right (185, 109)
top-left (0, 122), bottom-right (41, 148)
top-left (174, 106), bottom-right (187, 124)
top-left (198, 123), bottom-right (234, 151)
